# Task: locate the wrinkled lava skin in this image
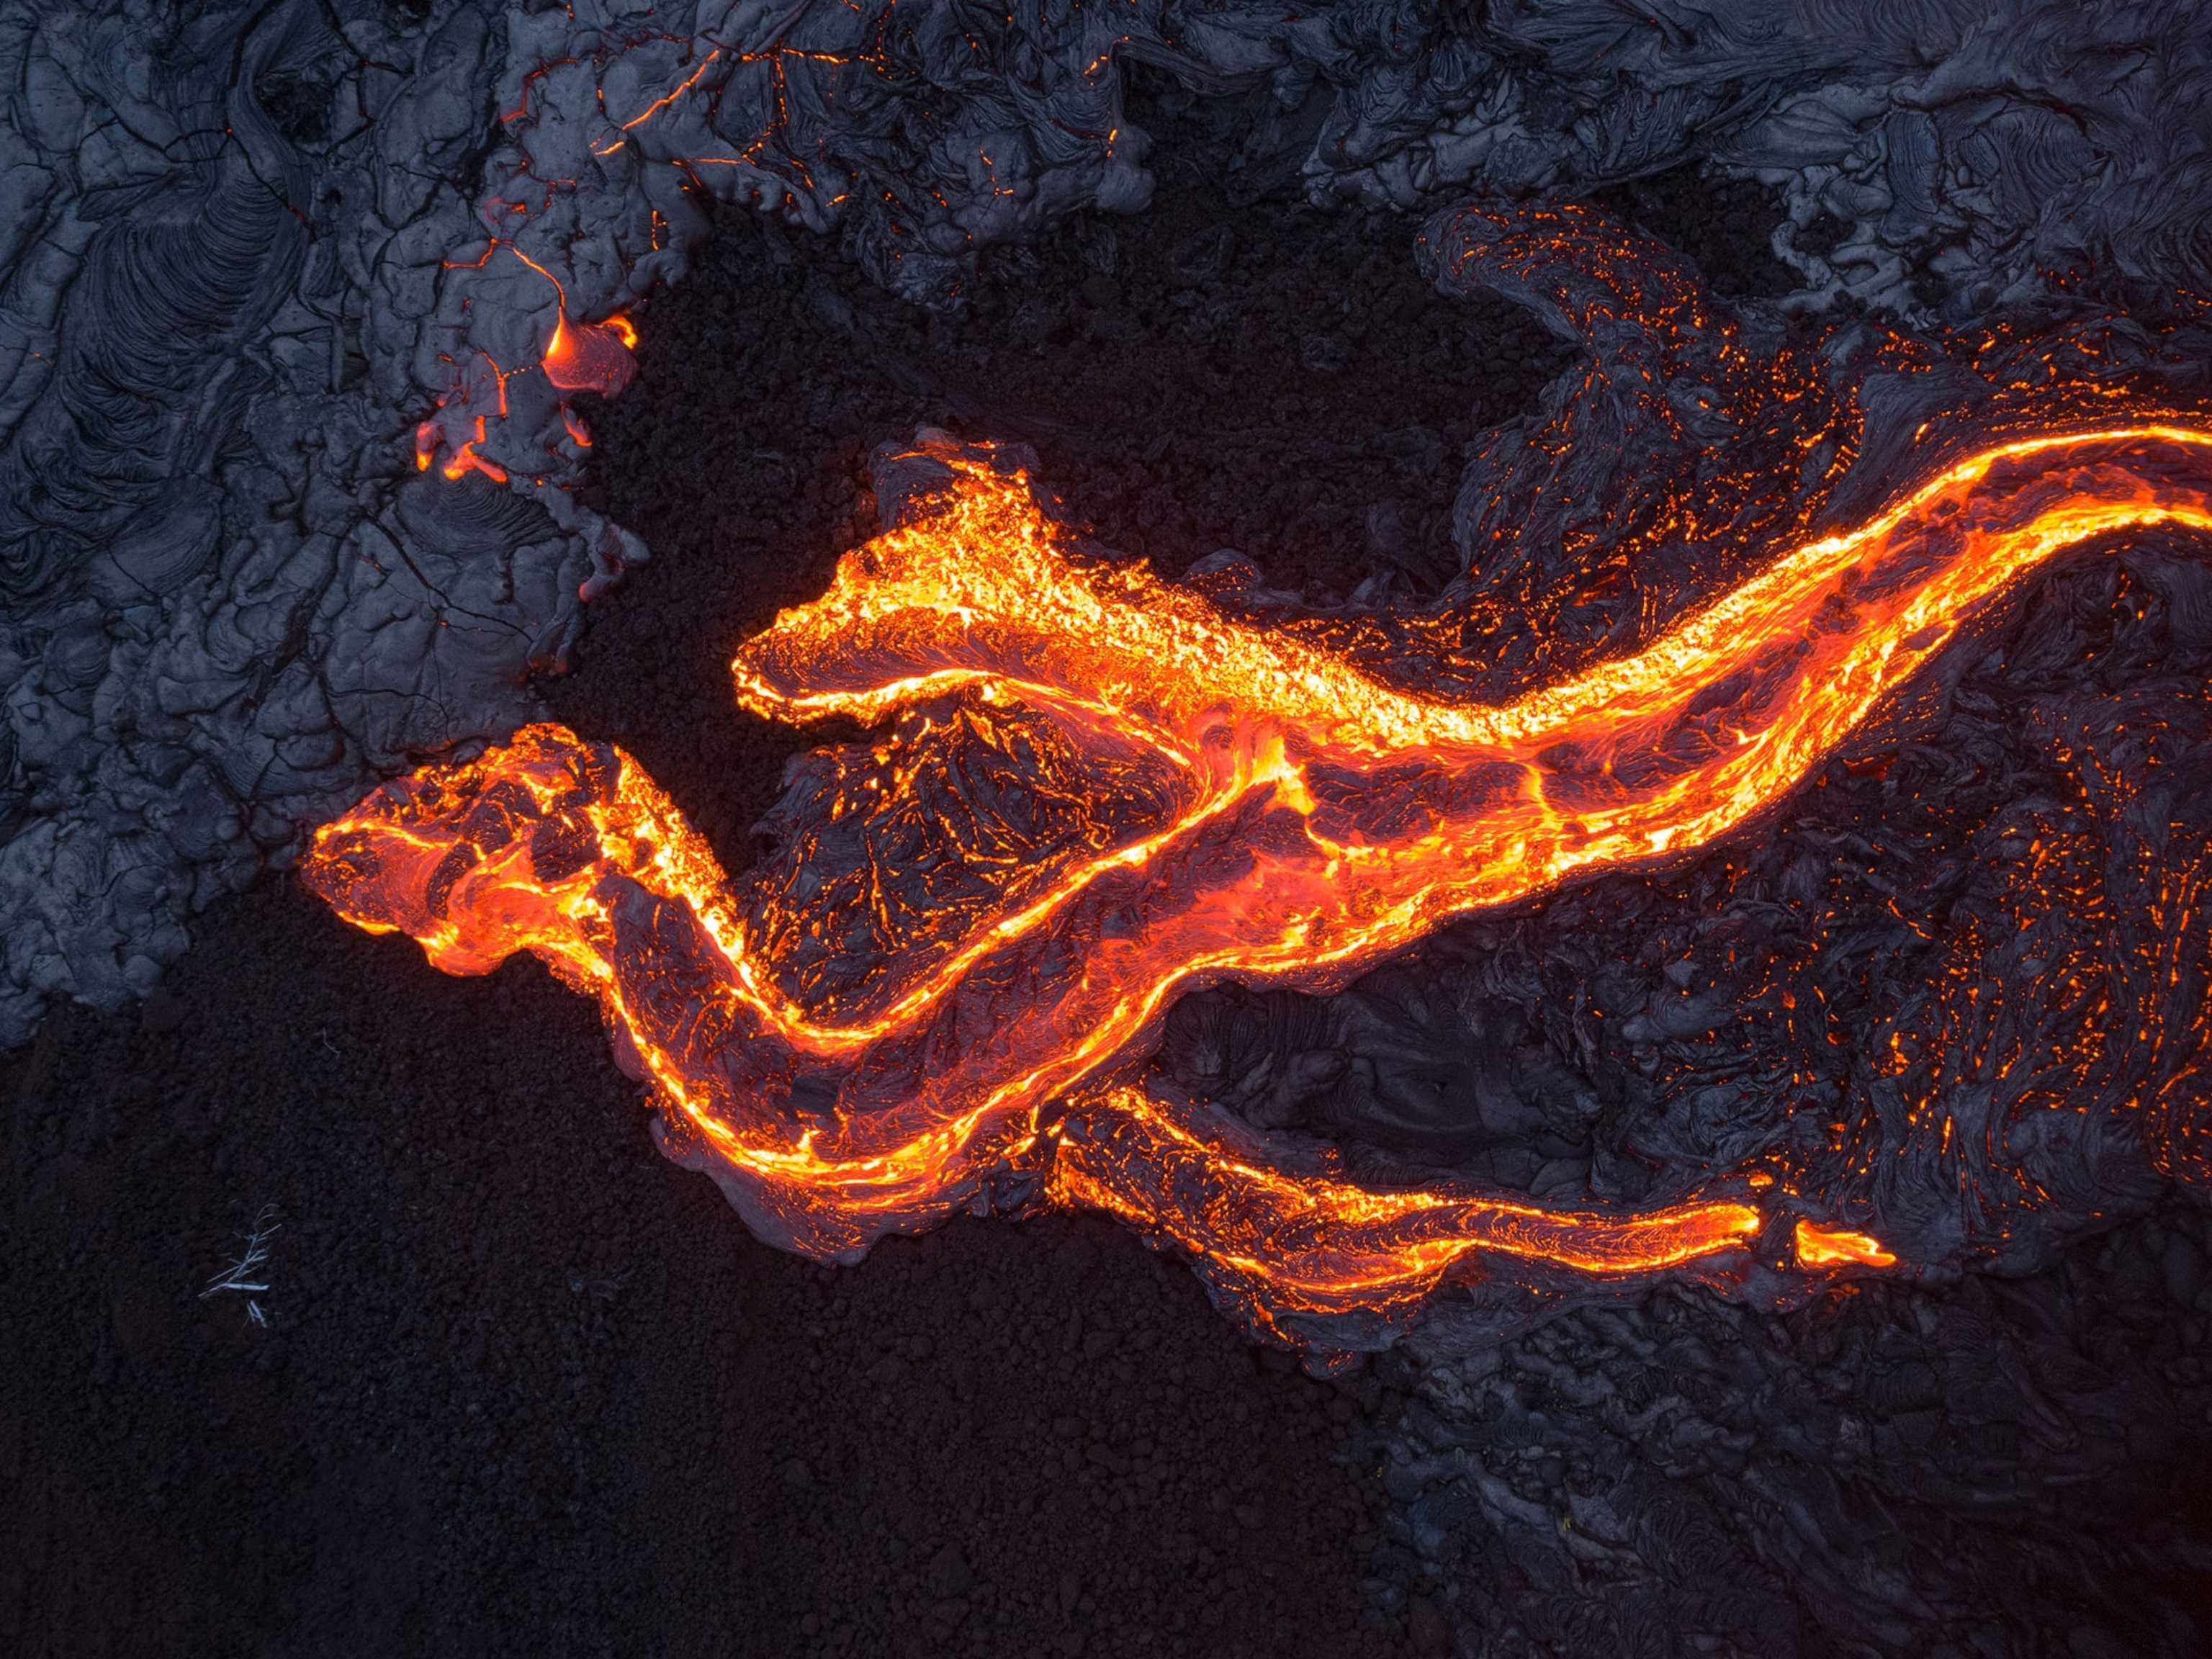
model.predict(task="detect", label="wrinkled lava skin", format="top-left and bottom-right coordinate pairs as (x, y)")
top-left (303, 367), bottom-right (2212, 1341)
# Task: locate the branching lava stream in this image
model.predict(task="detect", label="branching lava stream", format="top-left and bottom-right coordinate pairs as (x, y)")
top-left (303, 407), bottom-right (2212, 1338)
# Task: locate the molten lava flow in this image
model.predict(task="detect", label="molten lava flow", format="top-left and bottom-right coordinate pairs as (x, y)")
top-left (1794, 1221), bottom-right (1897, 1269)
top-left (303, 425), bottom-right (2212, 1324)
top-left (544, 313), bottom-right (639, 397)
top-left (1053, 1085), bottom-right (1763, 1334)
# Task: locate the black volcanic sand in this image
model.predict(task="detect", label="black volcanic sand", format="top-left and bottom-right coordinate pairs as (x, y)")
top-left (2, 891), bottom-right (1391, 1657)
top-left (0, 86), bottom-right (1817, 1658)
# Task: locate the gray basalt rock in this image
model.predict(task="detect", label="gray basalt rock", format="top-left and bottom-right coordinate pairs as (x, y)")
top-left (1349, 1202), bottom-right (2212, 1655)
top-left (0, 0), bottom-right (619, 1041)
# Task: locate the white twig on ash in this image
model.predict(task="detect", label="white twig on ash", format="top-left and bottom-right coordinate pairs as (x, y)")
top-left (201, 1204), bottom-right (279, 1327)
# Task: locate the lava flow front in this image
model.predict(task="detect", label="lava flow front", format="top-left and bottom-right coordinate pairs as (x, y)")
top-left (302, 414), bottom-right (2212, 1335)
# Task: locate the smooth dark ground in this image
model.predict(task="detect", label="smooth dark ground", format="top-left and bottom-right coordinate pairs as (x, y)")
top-left (0, 83), bottom-right (1820, 1658)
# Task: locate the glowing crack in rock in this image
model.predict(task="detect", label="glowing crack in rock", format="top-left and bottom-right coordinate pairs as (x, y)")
top-left (302, 421), bottom-right (2212, 1340)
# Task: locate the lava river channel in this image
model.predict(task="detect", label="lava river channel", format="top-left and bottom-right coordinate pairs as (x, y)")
top-left (301, 420), bottom-right (2212, 1342)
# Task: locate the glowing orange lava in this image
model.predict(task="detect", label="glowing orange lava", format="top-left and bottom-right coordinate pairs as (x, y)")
top-left (1794, 1221), bottom-right (1897, 1269)
top-left (303, 424), bottom-right (2212, 1326)
top-left (544, 313), bottom-right (639, 397)
top-left (1053, 1085), bottom-right (1762, 1336)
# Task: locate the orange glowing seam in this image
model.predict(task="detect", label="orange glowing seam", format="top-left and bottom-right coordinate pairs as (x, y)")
top-left (303, 423), bottom-right (2212, 1288)
top-left (439, 414), bottom-right (508, 484)
top-left (591, 48), bottom-right (722, 155)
